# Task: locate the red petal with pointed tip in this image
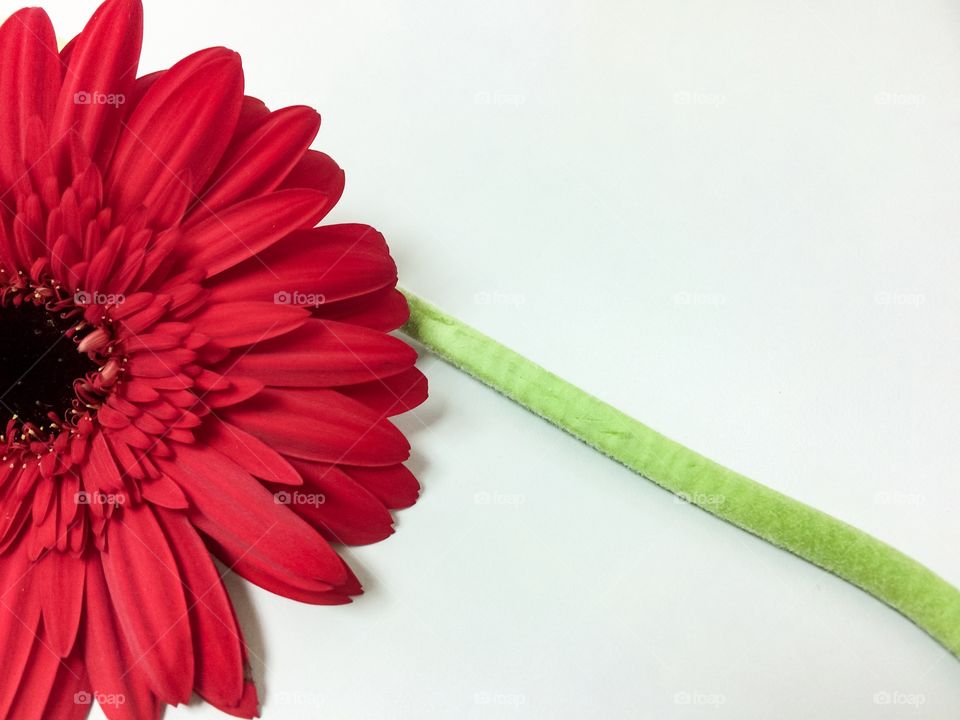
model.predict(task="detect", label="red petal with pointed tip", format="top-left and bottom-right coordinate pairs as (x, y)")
top-left (337, 366), bottom-right (429, 417)
top-left (178, 188), bottom-right (334, 276)
top-left (158, 443), bottom-right (346, 585)
top-left (39, 650), bottom-right (89, 720)
top-left (345, 463), bottom-right (421, 509)
top-left (100, 503), bottom-right (194, 705)
top-left (223, 388), bottom-right (411, 466)
top-left (225, 319), bottom-right (416, 387)
top-left (192, 105), bottom-right (321, 220)
top-left (209, 225), bottom-right (397, 305)
top-left (314, 286), bottom-right (412, 331)
top-left (84, 555), bottom-right (161, 720)
top-left (38, 551), bottom-right (85, 657)
top-left (50, 0), bottom-right (143, 166)
top-left (107, 47), bottom-right (243, 221)
top-left (156, 510), bottom-right (246, 710)
top-left (189, 301), bottom-right (308, 347)
top-left (8, 636), bottom-right (62, 720)
top-left (280, 148), bottom-right (345, 202)
top-left (0, 8), bottom-right (61, 185)
top-left (283, 460), bottom-right (396, 545)
top-left (0, 543), bottom-right (40, 717)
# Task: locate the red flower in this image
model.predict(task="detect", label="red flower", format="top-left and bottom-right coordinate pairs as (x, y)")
top-left (0, 0), bottom-right (426, 717)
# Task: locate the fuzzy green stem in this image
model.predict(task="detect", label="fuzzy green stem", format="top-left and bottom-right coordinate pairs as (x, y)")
top-left (400, 289), bottom-right (960, 658)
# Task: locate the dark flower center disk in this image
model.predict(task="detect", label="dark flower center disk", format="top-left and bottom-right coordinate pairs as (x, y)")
top-left (0, 301), bottom-right (96, 428)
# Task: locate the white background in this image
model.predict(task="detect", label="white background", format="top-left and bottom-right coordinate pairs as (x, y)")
top-left (8, 0), bottom-right (960, 717)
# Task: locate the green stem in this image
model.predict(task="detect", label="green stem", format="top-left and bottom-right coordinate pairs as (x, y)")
top-left (401, 289), bottom-right (960, 658)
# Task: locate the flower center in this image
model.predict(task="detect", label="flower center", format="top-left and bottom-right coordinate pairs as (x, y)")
top-left (0, 288), bottom-right (100, 432)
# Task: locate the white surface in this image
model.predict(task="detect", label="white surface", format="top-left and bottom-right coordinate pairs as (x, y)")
top-left (12, 0), bottom-right (960, 717)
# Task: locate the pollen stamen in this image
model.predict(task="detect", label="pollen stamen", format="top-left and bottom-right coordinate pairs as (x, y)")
top-left (0, 276), bottom-right (123, 451)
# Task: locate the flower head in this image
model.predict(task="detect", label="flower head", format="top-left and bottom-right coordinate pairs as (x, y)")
top-left (0, 0), bottom-right (425, 716)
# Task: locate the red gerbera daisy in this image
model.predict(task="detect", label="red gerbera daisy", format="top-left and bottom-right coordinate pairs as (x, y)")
top-left (0, 1), bottom-right (426, 717)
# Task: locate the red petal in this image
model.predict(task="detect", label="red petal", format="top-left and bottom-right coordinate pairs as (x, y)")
top-left (0, 8), bottom-right (60, 185)
top-left (207, 680), bottom-right (260, 718)
top-left (337, 366), bottom-right (429, 417)
top-left (100, 503), bottom-right (194, 705)
top-left (224, 319), bottom-right (416, 387)
top-left (141, 475), bottom-right (189, 509)
top-left (84, 555), bottom-right (161, 720)
top-left (177, 188), bottom-right (334, 276)
top-left (106, 48), bottom-right (243, 221)
top-left (0, 543), bottom-right (41, 716)
top-left (283, 460), bottom-right (395, 545)
top-left (233, 95), bottom-right (270, 139)
top-left (84, 432), bottom-right (124, 494)
top-left (280, 149), bottom-right (345, 203)
top-left (156, 510), bottom-right (246, 710)
top-left (50, 0), bottom-right (143, 166)
top-left (223, 388), bottom-right (410, 466)
top-left (198, 420), bottom-right (302, 485)
top-left (159, 443), bottom-right (346, 584)
top-left (192, 105), bottom-right (321, 221)
top-left (345, 463), bottom-right (421, 509)
top-left (39, 649), bottom-right (89, 720)
top-left (315, 286), bottom-right (410, 332)
top-left (208, 225), bottom-right (398, 306)
top-left (7, 634), bottom-right (61, 720)
top-left (203, 530), bottom-right (355, 606)
top-left (189, 301), bottom-right (308, 347)
top-left (37, 551), bottom-right (85, 657)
